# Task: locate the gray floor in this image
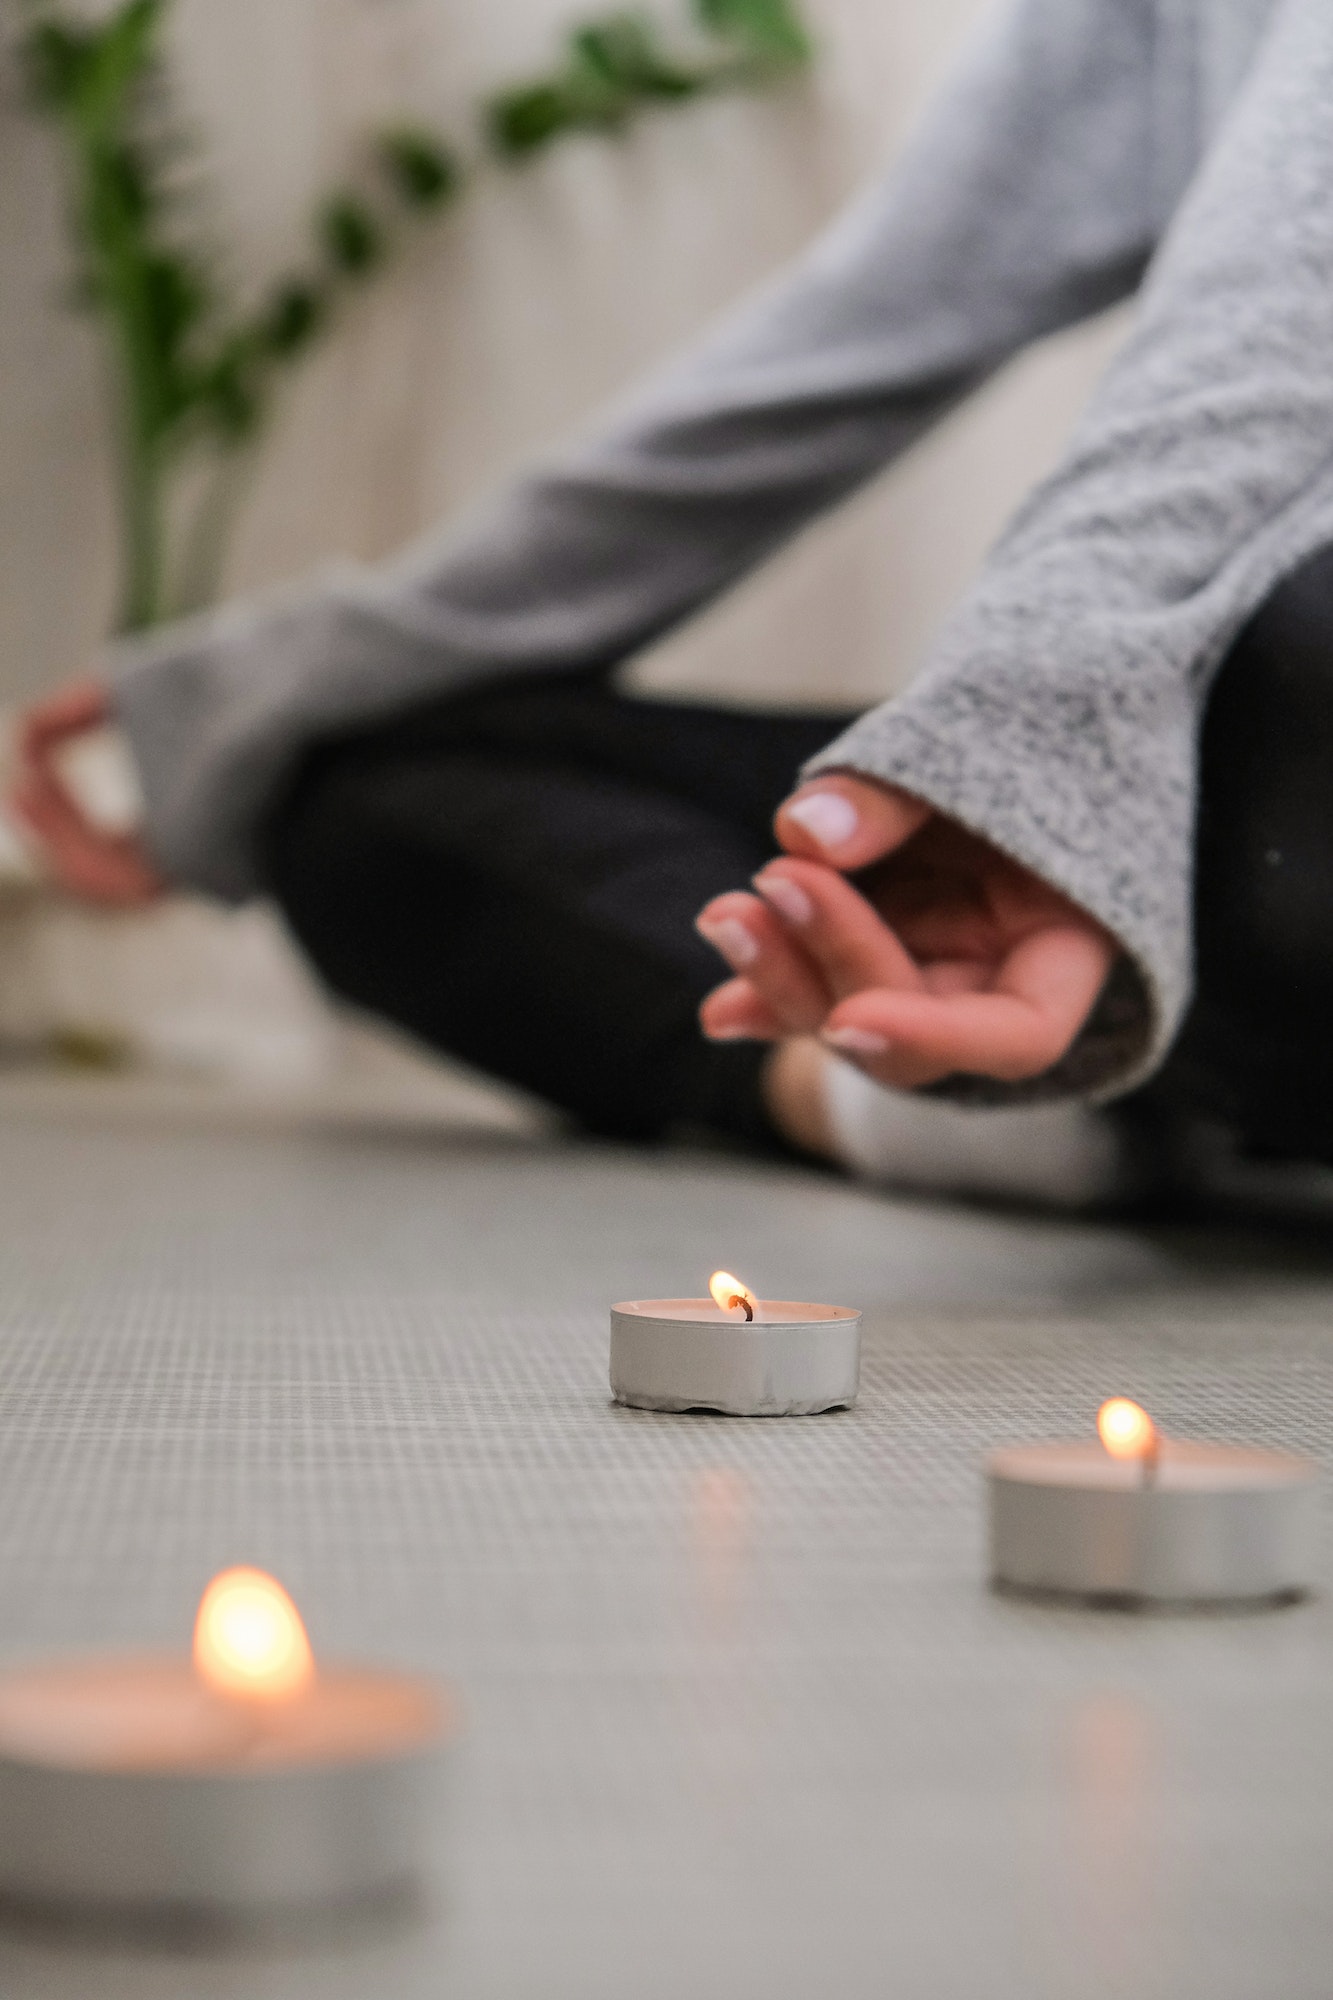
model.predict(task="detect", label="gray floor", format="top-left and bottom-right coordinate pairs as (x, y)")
top-left (0, 1088), bottom-right (1329, 1998)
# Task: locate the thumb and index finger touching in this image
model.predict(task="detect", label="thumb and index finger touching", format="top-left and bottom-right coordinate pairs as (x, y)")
top-left (763, 774), bottom-right (1114, 1086)
top-left (16, 677), bottom-right (112, 768)
top-left (9, 677), bottom-right (164, 907)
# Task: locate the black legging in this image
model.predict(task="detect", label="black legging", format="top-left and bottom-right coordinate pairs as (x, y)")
top-left (262, 544), bottom-right (1333, 1163)
top-left (1146, 545), bottom-right (1333, 1157)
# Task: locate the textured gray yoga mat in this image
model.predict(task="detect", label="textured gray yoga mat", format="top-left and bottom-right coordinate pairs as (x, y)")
top-left (0, 1096), bottom-right (1327, 1998)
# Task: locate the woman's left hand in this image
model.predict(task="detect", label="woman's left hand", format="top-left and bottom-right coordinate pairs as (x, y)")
top-left (696, 774), bottom-right (1114, 1091)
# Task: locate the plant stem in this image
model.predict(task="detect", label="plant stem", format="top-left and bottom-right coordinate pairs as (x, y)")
top-left (116, 413), bottom-right (165, 632)
top-left (171, 443), bottom-right (256, 619)
top-left (88, 150), bottom-right (173, 631)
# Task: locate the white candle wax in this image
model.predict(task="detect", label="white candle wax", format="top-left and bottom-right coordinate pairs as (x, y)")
top-left (610, 1298), bottom-right (861, 1416)
top-left (988, 1438), bottom-right (1318, 1606)
top-left (0, 1655), bottom-right (451, 1918)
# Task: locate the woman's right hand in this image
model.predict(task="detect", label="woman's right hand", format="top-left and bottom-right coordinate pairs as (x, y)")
top-left (10, 678), bottom-right (165, 906)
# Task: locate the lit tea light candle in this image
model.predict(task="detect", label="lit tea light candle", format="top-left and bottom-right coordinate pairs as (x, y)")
top-left (611, 1270), bottom-right (861, 1416)
top-left (0, 1567), bottom-right (453, 1920)
top-left (1096, 1396), bottom-right (1160, 1476)
top-left (988, 1399), bottom-right (1318, 1606)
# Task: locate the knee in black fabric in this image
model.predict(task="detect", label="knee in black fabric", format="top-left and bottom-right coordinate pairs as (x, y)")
top-left (262, 740), bottom-right (786, 1151)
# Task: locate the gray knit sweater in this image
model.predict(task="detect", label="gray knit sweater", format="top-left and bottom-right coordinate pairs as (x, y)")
top-left (113, 0), bottom-right (1333, 1100)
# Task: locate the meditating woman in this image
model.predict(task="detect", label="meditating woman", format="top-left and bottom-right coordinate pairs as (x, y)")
top-left (14, 0), bottom-right (1333, 1208)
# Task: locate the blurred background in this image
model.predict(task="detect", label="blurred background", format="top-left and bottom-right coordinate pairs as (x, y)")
top-left (0, 0), bottom-right (1127, 1107)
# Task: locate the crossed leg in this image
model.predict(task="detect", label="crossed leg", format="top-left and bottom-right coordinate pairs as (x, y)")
top-left (263, 677), bottom-right (856, 1151)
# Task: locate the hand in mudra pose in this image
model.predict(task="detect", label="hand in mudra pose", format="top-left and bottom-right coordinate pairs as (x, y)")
top-left (10, 679), bottom-right (164, 906)
top-left (697, 775), bottom-right (1114, 1090)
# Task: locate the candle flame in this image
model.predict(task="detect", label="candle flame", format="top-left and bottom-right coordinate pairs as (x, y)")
top-left (709, 1271), bottom-right (757, 1319)
top-left (1096, 1398), bottom-right (1158, 1462)
top-left (193, 1567), bottom-right (315, 1703)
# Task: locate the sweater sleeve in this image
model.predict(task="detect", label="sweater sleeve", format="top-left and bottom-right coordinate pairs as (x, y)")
top-left (806, 0), bottom-right (1333, 1103)
top-left (112, 0), bottom-right (1156, 901)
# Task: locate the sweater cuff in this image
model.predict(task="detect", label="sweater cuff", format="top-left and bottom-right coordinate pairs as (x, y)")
top-left (109, 597), bottom-right (318, 903)
top-left (802, 687), bottom-right (1194, 1102)
top-left (107, 571), bottom-right (438, 903)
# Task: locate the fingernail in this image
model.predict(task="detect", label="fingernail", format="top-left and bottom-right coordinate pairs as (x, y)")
top-left (785, 790), bottom-right (859, 851)
top-left (822, 1026), bottom-right (889, 1056)
top-left (696, 915), bottom-right (758, 969)
top-left (753, 873), bottom-right (814, 926)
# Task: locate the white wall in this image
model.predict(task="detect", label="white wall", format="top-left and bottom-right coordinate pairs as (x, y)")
top-left (0, 0), bottom-right (1129, 702)
top-left (0, 0), bottom-right (1127, 1079)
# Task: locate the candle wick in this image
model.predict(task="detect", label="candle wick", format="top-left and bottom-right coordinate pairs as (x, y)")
top-left (1141, 1437), bottom-right (1160, 1489)
top-left (733, 1297), bottom-right (753, 1322)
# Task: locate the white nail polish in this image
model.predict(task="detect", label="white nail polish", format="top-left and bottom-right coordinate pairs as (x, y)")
top-left (755, 874), bottom-right (814, 926)
top-left (822, 1026), bottom-right (889, 1056)
top-left (697, 916), bottom-right (759, 969)
top-left (785, 791), bottom-right (859, 850)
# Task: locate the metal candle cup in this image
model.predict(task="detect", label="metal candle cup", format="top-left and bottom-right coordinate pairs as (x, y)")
top-left (988, 1429), bottom-right (1318, 1607)
top-left (0, 1571), bottom-right (453, 1921)
top-left (611, 1280), bottom-right (861, 1417)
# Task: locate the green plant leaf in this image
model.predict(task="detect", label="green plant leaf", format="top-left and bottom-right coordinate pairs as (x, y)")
top-left (694, 0), bottom-right (811, 64)
top-left (198, 343), bottom-right (262, 441)
top-left (260, 280), bottom-right (327, 357)
top-left (572, 16), bottom-right (697, 96)
top-left (74, 0), bottom-right (165, 140)
top-left (318, 195), bottom-right (383, 275)
top-left (378, 129), bottom-right (463, 209)
top-left (486, 10), bottom-right (712, 156)
top-left (486, 82), bottom-right (587, 156)
top-left (18, 21), bottom-right (94, 109)
top-left (96, 138), bottom-right (155, 228)
top-left (141, 251), bottom-right (207, 359)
